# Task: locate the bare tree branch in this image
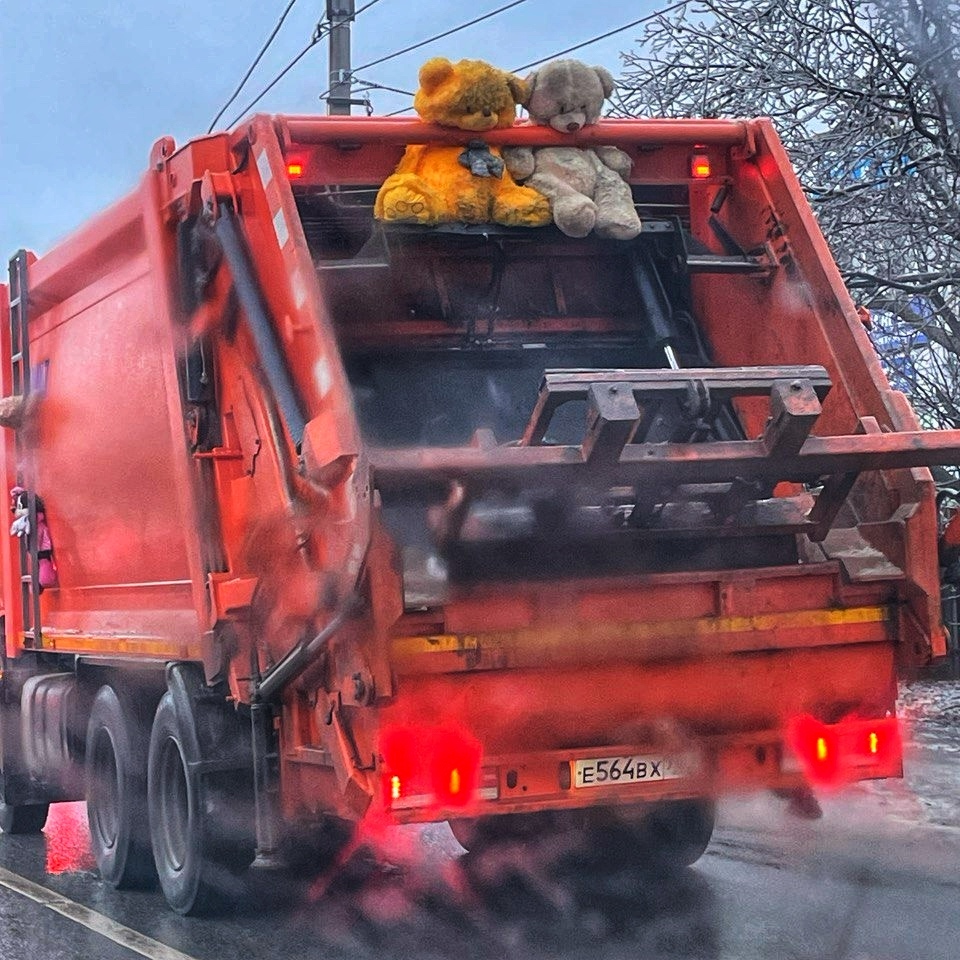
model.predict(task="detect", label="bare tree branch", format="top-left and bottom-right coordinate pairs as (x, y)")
top-left (618, 0), bottom-right (960, 428)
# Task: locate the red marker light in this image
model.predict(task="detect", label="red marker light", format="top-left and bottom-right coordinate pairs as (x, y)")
top-left (787, 714), bottom-right (840, 786)
top-left (380, 724), bottom-right (481, 810)
top-left (861, 723), bottom-right (899, 763)
top-left (286, 161), bottom-right (304, 178)
top-left (430, 729), bottom-right (480, 806)
top-left (787, 714), bottom-right (902, 787)
top-left (691, 152), bottom-right (711, 178)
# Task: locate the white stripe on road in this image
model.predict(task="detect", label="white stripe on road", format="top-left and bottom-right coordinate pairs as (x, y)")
top-left (0, 865), bottom-right (200, 960)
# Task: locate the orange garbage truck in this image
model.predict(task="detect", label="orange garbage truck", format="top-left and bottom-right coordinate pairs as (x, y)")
top-left (2, 114), bottom-right (960, 914)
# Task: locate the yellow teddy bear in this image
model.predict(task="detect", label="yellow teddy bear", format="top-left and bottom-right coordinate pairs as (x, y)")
top-left (374, 58), bottom-right (551, 228)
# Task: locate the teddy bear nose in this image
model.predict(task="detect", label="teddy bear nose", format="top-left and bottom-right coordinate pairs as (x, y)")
top-left (567, 121), bottom-right (581, 132)
top-left (482, 108), bottom-right (492, 117)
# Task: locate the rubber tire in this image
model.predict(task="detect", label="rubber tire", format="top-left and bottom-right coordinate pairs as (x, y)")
top-left (584, 799), bottom-right (716, 870)
top-left (643, 799), bottom-right (716, 868)
top-left (0, 801), bottom-right (48, 834)
top-left (85, 685), bottom-right (157, 888)
top-left (0, 642), bottom-right (49, 836)
top-left (148, 691), bottom-right (251, 915)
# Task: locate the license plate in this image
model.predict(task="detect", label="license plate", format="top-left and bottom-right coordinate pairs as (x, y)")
top-left (573, 754), bottom-right (682, 789)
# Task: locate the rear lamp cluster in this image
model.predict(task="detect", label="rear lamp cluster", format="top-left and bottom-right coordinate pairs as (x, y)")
top-left (379, 724), bottom-right (482, 810)
top-left (690, 149), bottom-right (712, 179)
top-left (787, 714), bottom-right (901, 786)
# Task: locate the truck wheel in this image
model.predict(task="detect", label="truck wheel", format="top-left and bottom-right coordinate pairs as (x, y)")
top-left (585, 799), bottom-right (716, 870)
top-left (644, 799), bottom-right (716, 867)
top-left (0, 801), bottom-right (48, 834)
top-left (0, 647), bottom-right (50, 835)
top-left (85, 685), bottom-right (156, 888)
top-left (148, 691), bottom-right (250, 915)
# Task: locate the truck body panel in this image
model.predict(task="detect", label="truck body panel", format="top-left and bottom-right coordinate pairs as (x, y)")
top-left (2, 114), bottom-right (958, 909)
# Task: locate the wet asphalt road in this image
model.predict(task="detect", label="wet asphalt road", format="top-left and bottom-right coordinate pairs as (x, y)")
top-left (2, 794), bottom-right (958, 960)
top-left (1, 685), bottom-right (957, 960)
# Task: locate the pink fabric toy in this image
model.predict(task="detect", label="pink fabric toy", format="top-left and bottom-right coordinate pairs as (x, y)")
top-left (10, 486), bottom-right (58, 589)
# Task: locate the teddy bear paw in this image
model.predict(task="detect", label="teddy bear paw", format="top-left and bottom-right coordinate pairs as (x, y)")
top-left (595, 207), bottom-right (642, 240)
top-left (553, 194), bottom-right (598, 238)
top-left (375, 174), bottom-right (444, 224)
top-left (492, 185), bottom-right (552, 228)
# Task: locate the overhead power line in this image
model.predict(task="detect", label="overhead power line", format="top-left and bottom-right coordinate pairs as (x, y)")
top-left (353, 78), bottom-right (416, 97)
top-left (208, 0), bottom-right (300, 134)
top-left (383, 1), bottom-right (689, 117)
top-left (225, 34), bottom-right (326, 128)
top-left (512, 0), bottom-right (689, 72)
top-left (351, 0), bottom-right (529, 75)
top-left (223, 0), bottom-right (388, 129)
top-left (349, 0), bottom-right (387, 18)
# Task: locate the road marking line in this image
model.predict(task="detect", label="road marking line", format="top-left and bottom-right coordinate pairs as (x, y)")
top-left (0, 865), bottom-right (200, 960)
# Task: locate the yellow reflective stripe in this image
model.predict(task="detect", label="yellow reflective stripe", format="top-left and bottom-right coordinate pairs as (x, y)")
top-left (393, 606), bottom-right (889, 654)
top-left (648, 605), bottom-right (890, 639)
top-left (30, 632), bottom-right (202, 660)
top-left (391, 634), bottom-right (480, 657)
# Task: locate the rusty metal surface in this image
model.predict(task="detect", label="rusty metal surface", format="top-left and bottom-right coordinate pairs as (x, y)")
top-left (521, 366), bottom-right (832, 447)
top-left (370, 427), bottom-right (960, 489)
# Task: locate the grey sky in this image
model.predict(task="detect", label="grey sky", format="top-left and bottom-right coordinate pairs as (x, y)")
top-left (0, 0), bottom-right (658, 260)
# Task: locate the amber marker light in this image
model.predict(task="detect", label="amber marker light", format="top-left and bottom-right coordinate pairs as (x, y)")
top-left (691, 151), bottom-right (712, 178)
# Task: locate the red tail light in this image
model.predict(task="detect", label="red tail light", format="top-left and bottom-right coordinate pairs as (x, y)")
top-left (380, 725), bottom-right (481, 810)
top-left (286, 160), bottom-right (305, 178)
top-left (855, 721), bottom-right (900, 766)
top-left (787, 714), bottom-right (901, 787)
top-left (788, 714), bottom-right (840, 785)
top-left (691, 151), bottom-right (712, 179)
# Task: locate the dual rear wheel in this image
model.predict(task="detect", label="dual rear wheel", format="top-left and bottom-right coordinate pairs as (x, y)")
top-left (85, 681), bottom-right (254, 914)
top-left (146, 691), bottom-right (255, 914)
top-left (82, 685), bottom-right (714, 910)
top-left (85, 685), bottom-right (156, 888)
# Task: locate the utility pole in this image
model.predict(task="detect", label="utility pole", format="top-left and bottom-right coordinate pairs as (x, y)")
top-left (326, 0), bottom-right (355, 115)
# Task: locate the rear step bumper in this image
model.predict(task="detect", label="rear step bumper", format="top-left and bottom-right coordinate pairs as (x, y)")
top-left (380, 720), bottom-right (902, 824)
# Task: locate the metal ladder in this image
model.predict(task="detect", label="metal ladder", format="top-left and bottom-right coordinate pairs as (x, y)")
top-left (7, 250), bottom-right (41, 646)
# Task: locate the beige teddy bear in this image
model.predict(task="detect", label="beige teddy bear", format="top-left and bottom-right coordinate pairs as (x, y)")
top-left (503, 59), bottom-right (641, 239)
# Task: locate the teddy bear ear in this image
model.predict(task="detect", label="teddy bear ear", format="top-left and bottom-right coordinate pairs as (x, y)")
top-left (505, 71), bottom-right (532, 106)
top-left (419, 57), bottom-right (455, 94)
top-left (593, 65), bottom-right (616, 99)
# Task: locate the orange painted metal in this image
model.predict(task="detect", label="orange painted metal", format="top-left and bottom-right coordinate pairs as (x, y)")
top-left (375, 640), bottom-right (900, 824)
top-left (369, 428), bottom-right (960, 488)
top-left (278, 116), bottom-right (753, 147)
top-left (1, 111), bottom-right (950, 833)
top-left (382, 719), bottom-right (903, 824)
top-left (684, 119), bottom-right (946, 659)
